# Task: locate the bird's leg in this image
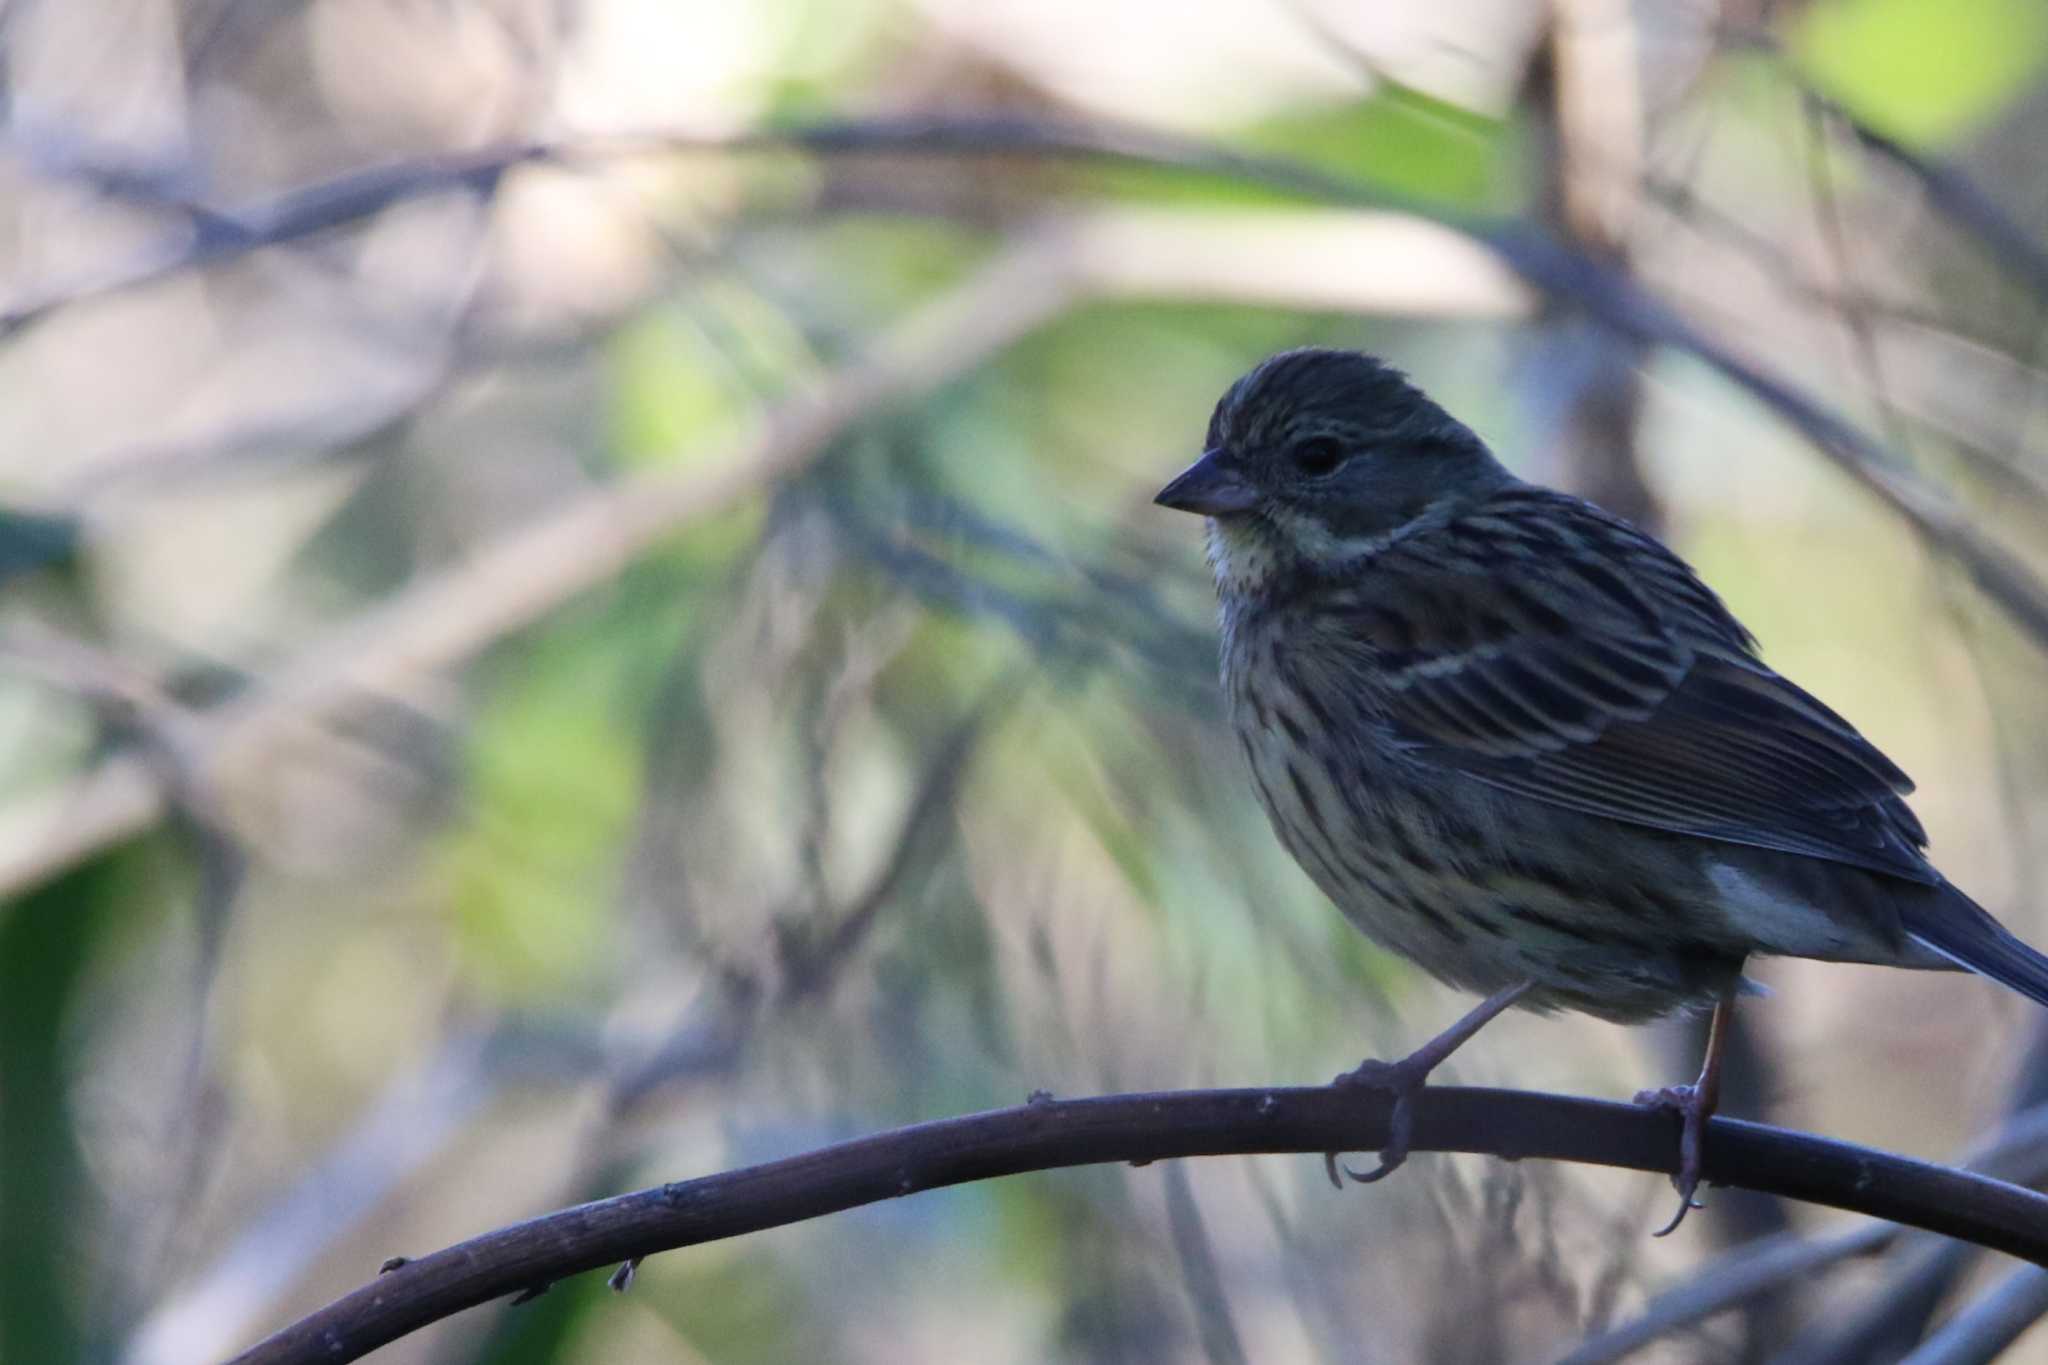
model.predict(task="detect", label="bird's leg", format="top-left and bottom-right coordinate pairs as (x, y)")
top-left (1635, 990), bottom-right (1735, 1237)
top-left (1326, 980), bottom-right (1533, 1188)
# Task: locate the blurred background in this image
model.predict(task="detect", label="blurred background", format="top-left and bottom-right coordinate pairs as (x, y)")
top-left (5, 0), bottom-right (2048, 1361)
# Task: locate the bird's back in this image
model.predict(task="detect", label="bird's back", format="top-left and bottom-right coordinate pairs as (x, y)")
top-left (1216, 483), bottom-right (1965, 1019)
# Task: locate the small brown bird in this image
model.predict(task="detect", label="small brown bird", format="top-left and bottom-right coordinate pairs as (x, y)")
top-left (1155, 348), bottom-right (2048, 1229)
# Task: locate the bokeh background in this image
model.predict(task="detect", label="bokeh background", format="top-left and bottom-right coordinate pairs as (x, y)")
top-left (6, 0), bottom-right (2048, 1361)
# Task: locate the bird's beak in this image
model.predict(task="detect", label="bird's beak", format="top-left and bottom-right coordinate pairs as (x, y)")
top-left (1153, 450), bottom-right (1259, 516)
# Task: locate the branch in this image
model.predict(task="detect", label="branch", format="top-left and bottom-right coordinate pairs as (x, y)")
top-left (229, 1084), bottom-right (2048, 1365)
top-left (12, 116), bottom-right (2048, 899)
top-left (1719, 28), bottom-right (2048, 304)
top-left (1755, 1050), bottom-right (2048, 1364)
top-left (0, 117), bottom-right (1429, 337)
top-left (1557, 1225), bottom-right (1893, 1365)
top-left (15, 112), bottom-right (2042, 652)
top-left (1550, 1099), bottom-right (2048, 1364)
top-left (1897, 1266), bottom-right (2048, 1365)
top-left (0, 203), bottom-right (1523, 904)
top-left (1478, 227), bottom-right (2048, 650)
top-left (0, 234), bottom-right (1076, 900)
top-left (123, 1033), bottom-right (505, 1365)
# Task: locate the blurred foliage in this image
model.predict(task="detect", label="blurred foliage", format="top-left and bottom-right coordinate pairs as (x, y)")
top-left (1, 848), bottom-right (122, 1364)
top-left (4, 1), bottom-right (2048, 1363)
top-left (1797, 0), bottom-right (2048, 144)
top-left (1247, 97), bottom-right (1514, 208)
top-left (0, 508), bottom-right (82, 585)
top-left (445, 599), bottom-right (659, 1000)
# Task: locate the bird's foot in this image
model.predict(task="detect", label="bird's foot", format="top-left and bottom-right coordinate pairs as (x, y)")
top-left (1324, 1053), bottom-right (1435, 1187)
top-left (1634, 1082), bottom-right (1713, 1236)
top-left (1323, 982), bottom-right (1535, 1190)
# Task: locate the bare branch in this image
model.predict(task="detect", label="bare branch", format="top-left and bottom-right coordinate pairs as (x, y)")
top-left (1896, 1266), bottom-right (2048, 1365)
top-left (0, 234), bottom-right (1075, 899)
top-left (1722, 28), bottom-right (2048, 304)
top-left (122, 1034), bottom-right (504, 1365)
top-left (0, 145), bottom-right (543, 337)
top-left (12, 110), bottom-right (2035, 642)
top-left (1561, 1100), bottom-right (2048, 1364)
top-left (228, 1084), bottom-right (2048, 1365)
top-left (1164, 1160), bottom-right (1249, 1365)
top-left (0, 194), bottom-right (1531, 907)
top-left (1556, 1225), bottom-right (1892, 1365)
top-left (779, 684), bottom-right (1009, 996)
top-left (1487, 225), bottom-right (2048, 648)
top-left (11, 116), bottom-right (2048, 904)
top-left (1762, 1039), bottom-right (2048, 1364)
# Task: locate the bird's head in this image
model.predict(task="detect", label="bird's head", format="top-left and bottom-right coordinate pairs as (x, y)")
top-left (1154, 348), bottom-right (1510, 596)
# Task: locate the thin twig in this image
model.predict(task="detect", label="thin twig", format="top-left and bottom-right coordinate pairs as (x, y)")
top-left (1555, 1225), bottom-right (1893, 1365)
top-left (1770, 1237), bottom-right (1974, 1365)
top-left (1767, 1036), bottom-right (2048, 1365)
top-left (10, 116), bottom-right (2048, 910)
top-left (12, 111), bottom-right (2039, 656)
top-left (1720, 27), bottom-right (2048, 304)
top-left (609, 685), bottom-right (1010, 1112)
top-left (0, 234), bottom-right (1076, 900)
top-left (1561, 1100), bottom-right (2048, 1365)
top-left (783, 684), bottom-right (1008, 994)
top-left (0, 200), bottom-right (1530, 904)
top-left (120, 1033), bottom-right (506, 1365)
top-left (1896, 1266), bottom-right (2048, 1365)
top-left (229, 1085), bottom-right (2048, 1365)
top-left (1163, 1161), bottom-right (1250, 1365)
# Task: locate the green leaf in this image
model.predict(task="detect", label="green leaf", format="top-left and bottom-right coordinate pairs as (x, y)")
top-left (1245, 93), bottom-right (1511, 209)
top-left (440, 596), bottom-right (687, 1000)
top-left (0, 840), bottom-right (154, 1364)
top-left (1795, 0), bottom-right (2048, 145)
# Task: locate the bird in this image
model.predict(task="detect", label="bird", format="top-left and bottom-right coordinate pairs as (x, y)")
top-left (1153, 346), bottom-right (2048, 1231)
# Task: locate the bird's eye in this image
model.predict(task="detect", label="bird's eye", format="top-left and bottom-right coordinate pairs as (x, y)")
top-left (1289, 436), bottom-right (1346, 478)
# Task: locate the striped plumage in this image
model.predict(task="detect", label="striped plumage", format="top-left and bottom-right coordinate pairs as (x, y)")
top-left (1222, 476), bottom-right (1976, 1017)
top-left (1157, 348), bottom-right (2048, 1213)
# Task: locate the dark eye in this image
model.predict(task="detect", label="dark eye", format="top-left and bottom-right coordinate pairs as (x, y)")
top-left (1289, 436), bottom-right (1346, 478)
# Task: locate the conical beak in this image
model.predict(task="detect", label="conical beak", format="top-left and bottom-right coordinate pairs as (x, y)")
top-left (1153, 450), bottom-right (1259, 516)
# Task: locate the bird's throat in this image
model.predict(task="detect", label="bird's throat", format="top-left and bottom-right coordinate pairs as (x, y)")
top-left (1204, 515), bottom-right (1287, 599)
top-left (1206, 505), bottom-right (1418, 600)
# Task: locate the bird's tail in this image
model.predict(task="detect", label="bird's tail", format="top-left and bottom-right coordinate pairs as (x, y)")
top-left (1903, 882), bottom-right (2048, 1010)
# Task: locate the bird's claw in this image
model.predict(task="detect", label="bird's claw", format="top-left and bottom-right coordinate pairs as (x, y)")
top-left (1324, 1055), bottom-right (1429, 1190)
top-left (1651, 1191), bottom-right (1707, 1238)
top-left (1326, 1151), bottom-right (1403, 1187)
top-left (1635, 1082), bottom-right (1711, 1236)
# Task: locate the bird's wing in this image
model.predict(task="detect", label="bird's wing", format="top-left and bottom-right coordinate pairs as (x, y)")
top-left (1327, 490), bottom-right (1936, 884)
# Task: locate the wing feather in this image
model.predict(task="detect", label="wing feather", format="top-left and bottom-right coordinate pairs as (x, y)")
top-left (1347, 489), bottom-right (1936, 884)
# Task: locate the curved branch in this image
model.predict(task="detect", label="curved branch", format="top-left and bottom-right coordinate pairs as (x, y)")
top-left (229, 1083), bottom-right (2048, 1365)
top-left (1567, 1101), bottom-right (2048, 1365)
